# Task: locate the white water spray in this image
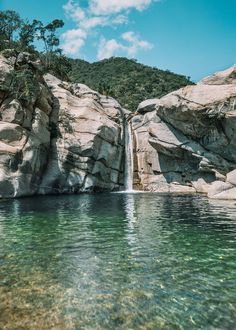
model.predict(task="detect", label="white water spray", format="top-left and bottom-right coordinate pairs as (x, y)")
top-left (124, 120), bottom-right (134, 191)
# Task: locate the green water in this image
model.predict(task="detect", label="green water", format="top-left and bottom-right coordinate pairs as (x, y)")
top-left (0, 193), bottom-right (236, 329)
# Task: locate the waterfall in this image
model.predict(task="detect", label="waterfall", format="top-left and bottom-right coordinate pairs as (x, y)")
top-left (124, 119), bottom-right (134, 191)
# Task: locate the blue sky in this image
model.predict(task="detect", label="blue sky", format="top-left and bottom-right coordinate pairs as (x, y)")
top-left (1, 0), bottom-right (236, 81)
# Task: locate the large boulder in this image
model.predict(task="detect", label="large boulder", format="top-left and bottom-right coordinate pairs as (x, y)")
top-left (38, 75), bottom-right (125, 194)
top-left (0, 53), bottom-right (126, 198)
top-left (207, 169), bottom-right (236, 200)
top-left (154, 66), bottom-right (236, 163)
top-left (0, 53), bottom-right (52, 198)
top-left (200, 65), bottom-right (236, 85)
top-left (132, 65), bottom-right (236, 196)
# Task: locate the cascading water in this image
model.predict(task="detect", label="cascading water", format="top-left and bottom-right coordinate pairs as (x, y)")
top-left (124, 119), bottom-right (134, 191)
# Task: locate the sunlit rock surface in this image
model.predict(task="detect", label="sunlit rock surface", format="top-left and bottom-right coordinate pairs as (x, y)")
top-left (0, 53), bottom-right (125, 197)
top-left (1, 51), bottom-right (236, 199)
top-left (133, 65), bottom-right (236, 198)
top-left (39, 75), bottom-right (125, 194)
top-left (0, 53), bottom-right (53, 197)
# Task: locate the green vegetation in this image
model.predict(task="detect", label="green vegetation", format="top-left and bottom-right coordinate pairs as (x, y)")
top-left (8, 68), bottom-right (40, 104)
top-left (0, 10), bottom-right (71, 80)
top-left (0, 10), bottom-right (194, 112)
top-left (69, 57), bottom-right (194, 111)
top-left (0, 10), bottom-right (63, 53)
top-left (0, 50), bottom-right (41, 108)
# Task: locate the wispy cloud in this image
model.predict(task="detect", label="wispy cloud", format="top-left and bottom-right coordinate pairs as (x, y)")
top-left (61, 0), bottom-right (157, 58)
top-left (61, 28), bottom-right (87, 55)
top-left (89, 0), bottom-right (155, 15)
top-left (97, 32), bottom-right (153, 60)
top-left (122, 31), bottom-right (153, 56)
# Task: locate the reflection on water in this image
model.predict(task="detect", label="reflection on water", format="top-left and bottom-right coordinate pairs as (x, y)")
top-left (0, 194), bottom-right (236, 329)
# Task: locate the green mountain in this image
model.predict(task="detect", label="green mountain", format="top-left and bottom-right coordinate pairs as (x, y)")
top-left (0, 9), bottom-right (194, 112)
top-left (69, 57), bottom-right (194, 112)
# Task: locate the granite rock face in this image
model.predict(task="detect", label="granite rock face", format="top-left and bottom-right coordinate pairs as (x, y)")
top-left (1, 51), bottom-right (236, 200)
top-left (132, 65), bottom-right (236, 198)
top-left (39, 75), bottom-right (125, 194)
top-left (207, 170), bottom-right (236, 200)
top-left (0, 53), bottom-right (125, 197)
top-left (0, 53), bottom-right (53, 197)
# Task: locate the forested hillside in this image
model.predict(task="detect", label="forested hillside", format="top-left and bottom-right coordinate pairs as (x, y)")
top-left (69, 57), bottom-right (194, 111)
top-left (0, 10), bottom-right (194, 112)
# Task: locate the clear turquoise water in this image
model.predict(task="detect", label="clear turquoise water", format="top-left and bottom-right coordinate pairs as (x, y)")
top-left (0, 193), bottom-right (236, 329)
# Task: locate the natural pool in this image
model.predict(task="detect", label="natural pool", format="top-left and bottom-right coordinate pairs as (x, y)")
top-left (0, 193), bottom-right (236, 329)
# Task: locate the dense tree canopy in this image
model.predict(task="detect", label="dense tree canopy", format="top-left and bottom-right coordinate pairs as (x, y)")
top-left (69, 57), bottom-right (194, 111)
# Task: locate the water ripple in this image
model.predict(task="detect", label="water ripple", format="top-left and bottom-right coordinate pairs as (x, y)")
top-left (0, 193), bottom-right (236, 329)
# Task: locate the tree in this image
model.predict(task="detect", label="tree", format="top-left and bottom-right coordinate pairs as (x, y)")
top-left (0, 10), bottom-right (22, 41)
top-left (19, 19), bottom-right (40, 49)
top-left (37, 19), bottom-right (64, 53)
top-left (40, 52), bottom-right (72, 80)
top-left (45, 19), bottom-right (64, 53)
top-left (98, 82), bottom-right (113, 97)
top-left (36, 19), bottom-right (64, 68)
